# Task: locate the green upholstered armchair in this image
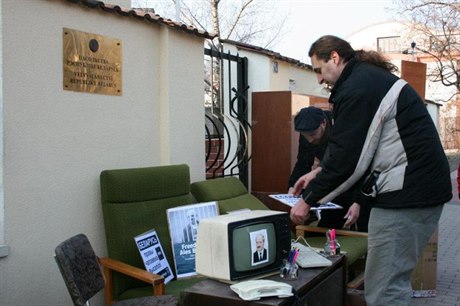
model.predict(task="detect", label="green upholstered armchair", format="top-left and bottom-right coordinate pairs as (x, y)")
top-left (100, 164), bottom-right (203, 303)
top-left (190, 176), bottom-right (269, 214)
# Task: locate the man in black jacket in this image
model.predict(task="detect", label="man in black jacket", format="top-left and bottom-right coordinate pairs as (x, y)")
top-left (290, 35), bottom-right (452, 306)
top-left (288, 106), bottom-right (368, 231)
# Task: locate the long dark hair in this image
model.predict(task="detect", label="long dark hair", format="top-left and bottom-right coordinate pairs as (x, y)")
top-left (308, 35), bottom-right (398, 73)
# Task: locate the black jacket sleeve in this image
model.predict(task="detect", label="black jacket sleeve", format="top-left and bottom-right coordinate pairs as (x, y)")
top-left (301, 67), bottom-right (383, 206)
top-left (288, 135), bottom-right (313, 188)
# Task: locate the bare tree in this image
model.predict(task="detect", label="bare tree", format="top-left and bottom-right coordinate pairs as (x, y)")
top-left (132, 0), bottom-right (289, 117)
top-left (395, 0), bottom-right (459, 100)
top-left (132, 0), bottom-right (288, 49)
top-left (131, 0), bottom-right (291, 174)
top-left (394, 0), bottom-right (460, 149)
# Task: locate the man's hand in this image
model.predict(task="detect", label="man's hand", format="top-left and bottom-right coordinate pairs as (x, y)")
top-left (291, 167), bottom-right (322, 196)
top-left (290, 198), bottom-right (311, 225)
top-left (311, 157), bottom-right (321, 170)
top-left (343, 202), bottom-right (360, 228)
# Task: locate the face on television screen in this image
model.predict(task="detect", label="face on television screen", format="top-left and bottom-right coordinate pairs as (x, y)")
top-left (232, 223), bottom-right (276, 272)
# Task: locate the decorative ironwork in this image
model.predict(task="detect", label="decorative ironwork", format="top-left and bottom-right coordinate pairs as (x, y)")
top-left (204, 45), bottom-right (250, 187)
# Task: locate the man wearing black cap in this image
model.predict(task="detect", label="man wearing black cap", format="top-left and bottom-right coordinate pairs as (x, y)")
top-left (289, 106), bottom-right (368, 230)
top-left (288, 107), bottom-right (330, 192)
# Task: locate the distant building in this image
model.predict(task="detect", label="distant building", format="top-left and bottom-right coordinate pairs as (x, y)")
top-left (347, 21), bottom-right (459, 150)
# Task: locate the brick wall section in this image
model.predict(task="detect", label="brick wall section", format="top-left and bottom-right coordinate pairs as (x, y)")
top-left (206, 139), bottom-right (225, 178)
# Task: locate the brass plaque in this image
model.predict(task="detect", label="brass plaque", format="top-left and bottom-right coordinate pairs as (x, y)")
top-left (63, 28), bottom-right (122, 95)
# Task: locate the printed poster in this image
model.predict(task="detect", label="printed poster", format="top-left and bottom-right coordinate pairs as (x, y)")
top-left (134, 229), bottom-right (174, 284)
top-left (167, 201), bottom-right (218, 278)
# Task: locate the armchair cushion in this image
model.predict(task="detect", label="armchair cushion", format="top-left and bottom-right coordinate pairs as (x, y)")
top-left (296, 225), bottom-right (368, 267)
top-left (296, 225), bottom-right (368, 290)
top-left (119, 278), bottom-right (202, 301)
top-left (191, 177), bottom-right (269, 214)
top-left (101, 165), bottom-right (191, 203)
top-left (303, 236), bottom-right (367, 267)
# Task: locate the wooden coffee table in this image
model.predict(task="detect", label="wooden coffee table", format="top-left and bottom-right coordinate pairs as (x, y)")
top-left (179, 254), bottom-right (346, 306)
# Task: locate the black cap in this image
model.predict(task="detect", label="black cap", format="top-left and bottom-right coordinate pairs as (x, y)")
top-left (294, 107), bottom-right (326, 132)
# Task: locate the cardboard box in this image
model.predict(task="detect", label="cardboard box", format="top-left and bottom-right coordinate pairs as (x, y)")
top-left (411, 228), bottom-right (438, 298)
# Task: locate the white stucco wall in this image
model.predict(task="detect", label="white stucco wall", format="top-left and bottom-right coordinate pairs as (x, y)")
top-left (223, 43), bottom-right (326, 98)
top-left (0, 1), bottom-right (205, 305)
top-left (221, 43), bottom-right (328, 127)
top-left (222, 44), bottom-right (272, 92)
top-left (270, 61), bottom-right (326, 98)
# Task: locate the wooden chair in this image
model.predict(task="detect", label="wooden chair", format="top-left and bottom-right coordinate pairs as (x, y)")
top-left (54, 233), bottom-right (177, 306)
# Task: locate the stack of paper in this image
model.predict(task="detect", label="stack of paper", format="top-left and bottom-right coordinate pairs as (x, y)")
top-left (269, 194), bottom-right (342, 210)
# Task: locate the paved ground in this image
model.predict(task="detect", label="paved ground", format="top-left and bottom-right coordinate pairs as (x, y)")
top-left (409, 158), bottom-right (460, 306)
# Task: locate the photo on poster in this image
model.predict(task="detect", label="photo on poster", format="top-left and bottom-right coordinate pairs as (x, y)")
top-left (250, 229), bottom-right (269, 266)
top-left (167, 201), bottom-right (218, 278)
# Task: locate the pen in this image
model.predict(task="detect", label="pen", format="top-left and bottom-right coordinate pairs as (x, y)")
top-left (292, 249), bottom-right (300, 264)
top-left (288, 249), bottom-right (294, 263)
top-left (330, 229), bottom-right (336, 255)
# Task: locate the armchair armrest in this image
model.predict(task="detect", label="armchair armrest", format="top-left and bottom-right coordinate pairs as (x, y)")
top-left (99, 257), bottom-right (165, 305)
top-left (296, 225), bottom-right (368, 238)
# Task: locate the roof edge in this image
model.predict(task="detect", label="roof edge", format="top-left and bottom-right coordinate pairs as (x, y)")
top-left (221, 39), bottom-right (312, 70)
top-left (64, 0), bottom-right (217, 39)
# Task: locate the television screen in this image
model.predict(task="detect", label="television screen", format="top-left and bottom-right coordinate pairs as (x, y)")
top-left (232, 222), bottom-right (276, 272)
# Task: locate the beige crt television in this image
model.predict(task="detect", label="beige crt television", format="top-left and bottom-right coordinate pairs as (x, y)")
top-left (195, 210), bottom-right (291, 282)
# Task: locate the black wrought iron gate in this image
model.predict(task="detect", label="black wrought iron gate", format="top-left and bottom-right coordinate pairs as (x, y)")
top-left (204, 46), bottom-right (250, 187)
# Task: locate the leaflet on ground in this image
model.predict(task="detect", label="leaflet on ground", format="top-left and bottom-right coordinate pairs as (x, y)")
top-left (269, 194), bottom-right (342, 210)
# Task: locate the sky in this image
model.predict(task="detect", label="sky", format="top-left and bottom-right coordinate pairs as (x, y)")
top-left (132, 0), bottom-right (397, 64)
top-left (276, 0), bottom-right (396, 63)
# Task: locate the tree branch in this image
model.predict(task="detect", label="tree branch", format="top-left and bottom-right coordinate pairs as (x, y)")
top-left (225, 0), bottom-right (255, 39)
